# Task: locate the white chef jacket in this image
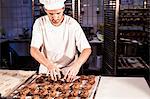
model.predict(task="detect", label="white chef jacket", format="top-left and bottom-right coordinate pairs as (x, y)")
top-left (31, 14), bottom-right (91, 74)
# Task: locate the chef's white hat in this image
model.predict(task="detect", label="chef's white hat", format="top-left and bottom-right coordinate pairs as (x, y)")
top-left (39, 0), bottom-right (66, 10)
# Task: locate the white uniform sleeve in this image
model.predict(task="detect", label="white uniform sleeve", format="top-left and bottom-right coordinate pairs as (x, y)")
top-left (75, 21), bottom-right (91, 52)
top-left (30, 19), bottom-right (43, 49)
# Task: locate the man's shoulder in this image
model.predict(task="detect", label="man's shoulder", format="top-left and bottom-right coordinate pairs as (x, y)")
top-left (35, 15), bottom-right (48, 22)
top-left (65, 15), bottom-right (78, 25)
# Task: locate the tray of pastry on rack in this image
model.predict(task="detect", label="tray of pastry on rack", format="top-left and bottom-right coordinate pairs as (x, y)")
top-left (9, 73), bottom-right (100, 99)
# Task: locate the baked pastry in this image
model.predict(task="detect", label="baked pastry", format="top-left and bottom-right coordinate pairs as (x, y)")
top-left (32, 88), bottom-right (39, 95)
top-left (71, 83), bottom-right (81, 90)
top-left (68, 97), bottom-right (77, 99)
top-left (80, 90), bottom-right (89, 98)
top-left (42, 90), bottom-right (49, 96)
top-left (56, 84), bottom-right (63, 92)
top-left (42, 94), bottom-right (52, 99)
top-left (33, 94), bottom-right (40, 99)
top-left (89, 75), bottom-right (95, 79)
top-left (70, 89), bottom-right (79, 97)
top-left (50, 90), bottom-right (57, 97)
top-left (80, 75), bottom-right (89, 80)
top-left (19, 87), bottom-right (30, 95)
top-left (62, 83), bottom-right (70, 90)
top-left (88, 78), bottom-right (95, 85)
top-left (54, 96), bottom-right (64, 99)
top-left (53, 83), bottom-right (60, 90)
top-left (28, 82), bottom-right (36, 89)
top-left (35, 76), bottom-right (45, 83)
top-left (73, 78), bottom-right (82, 83)
top-left (60, 90), bottom-right (70, 97)
top-left (20, 94), bottom-right (26, 99)
top-left (83, 83), bottom-right (92, 90)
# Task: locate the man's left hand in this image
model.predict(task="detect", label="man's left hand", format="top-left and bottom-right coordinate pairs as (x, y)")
top-left (63, 63), bottom-right (81, 82)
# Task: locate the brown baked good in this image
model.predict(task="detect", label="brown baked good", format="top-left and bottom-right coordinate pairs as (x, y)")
top-left (43, 94), bottom-right (52, 99)
top-left (83, 83), bottom-right (92, 90)
top-left (89, 75), bottom-right (95, 79)
top-left (80, 75), bottom-right (89, 80)
top-left (70, 89), bottom-right (79, 97)
top-left (60, 90), bottom-right (70, 97)
top-left (62, 83), bottom-right (70, 90)
top-left (50, 90), bottom-right (57, 97)
top-left (35, 76), bottom-right (45, 83)
top-left (19, 87), bottom-right (30, 95)
top-left (80, 90), bottom-right (89, 98)
top-left (53, 83), bottom-right (60, 90)
top-left (88, 78), bottom-right (95, 85)
top-left (42, 90), bottom-right (49, 96)
top-left (73, 78), bottom-right (82, 83)
top-left (33, 94), bottom-right (40, 99)
top-left (32, 88), bottom-right (39, 95)
top-left (71, 83), bottom-right (81, 90)
top-left (54, 96), bottom-right (64, 99)
top-left (28, 82), bottom-right (36, 89)
top-left (20, 94), bottom-right (26, 99)
top-left (68, 97), bottom-right (76, 99)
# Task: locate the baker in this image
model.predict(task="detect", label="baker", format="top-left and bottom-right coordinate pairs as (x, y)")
top-left (30, 0), bottom-right (91, 82)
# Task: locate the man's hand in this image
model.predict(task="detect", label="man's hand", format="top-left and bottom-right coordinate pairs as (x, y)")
top-left (48, 64), bottom-right (61, 81)
top-left (63, 63), bottom-right (81, 82)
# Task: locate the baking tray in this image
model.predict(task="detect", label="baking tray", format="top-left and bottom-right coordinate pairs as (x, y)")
top-left (9, 74), bottom-right (100, 99)
top-left (118, 57), bottom-right (149, 69)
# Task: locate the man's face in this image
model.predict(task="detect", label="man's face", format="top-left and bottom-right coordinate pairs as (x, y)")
top-left (45, 8), bottom-right (64, 26)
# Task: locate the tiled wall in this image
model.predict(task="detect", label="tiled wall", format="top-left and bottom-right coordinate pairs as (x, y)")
top-left (0, 0), bottom-right (104, 38)
top-left (0, 0), bottom-right (33, 39)
top-left (80, 0), bottom-right (104, 33)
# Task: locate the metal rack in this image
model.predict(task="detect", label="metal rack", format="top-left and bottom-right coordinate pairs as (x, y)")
top-left (103, 0), bottom-right (150, 76)
top-left (103, 0), bottom-right (118, 75)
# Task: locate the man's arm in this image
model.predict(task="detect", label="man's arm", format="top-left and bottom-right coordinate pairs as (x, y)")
top-left (76, 48), bottom-right (92, 67)
top-left (64, 48), bottom-right (92, 82)
top-left (30, 47), bottom-right (61, 80)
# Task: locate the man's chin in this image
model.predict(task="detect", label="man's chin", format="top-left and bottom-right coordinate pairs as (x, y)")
top-left (52, 22), bottom-right (61, 26)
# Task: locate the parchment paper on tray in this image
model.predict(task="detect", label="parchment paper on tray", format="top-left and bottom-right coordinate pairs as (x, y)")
top-left (0, 69), bottom-right (36, 97)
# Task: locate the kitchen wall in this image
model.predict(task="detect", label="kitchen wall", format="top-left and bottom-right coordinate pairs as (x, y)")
top-left (80, 0), bottom-right (104, 33)
top-left (0, 0), bottom-right (33, 39)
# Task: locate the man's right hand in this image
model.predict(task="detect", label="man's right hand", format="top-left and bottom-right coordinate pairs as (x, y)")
top-left (48, 64), bottom-right (61, 81)
top-left (30, 47), bottom-right (61, 81)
